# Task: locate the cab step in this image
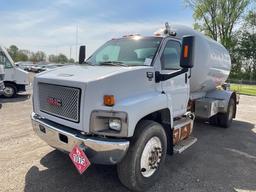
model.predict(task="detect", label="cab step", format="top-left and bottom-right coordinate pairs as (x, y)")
top-left (173, 136), bottom-right (197, 154)
top-left (173, 117), bottom-right (193, 129)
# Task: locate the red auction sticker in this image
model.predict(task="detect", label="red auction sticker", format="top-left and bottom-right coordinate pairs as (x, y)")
top-left (69, 145), bottom-right (91, 174)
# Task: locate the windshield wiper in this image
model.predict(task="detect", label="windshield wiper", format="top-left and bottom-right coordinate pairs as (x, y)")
top-left (99, 61), bottom-right (128, 67)
top-left (82, 61), bottom-right (95, 66)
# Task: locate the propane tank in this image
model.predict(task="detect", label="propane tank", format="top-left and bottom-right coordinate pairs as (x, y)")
top-left (160, 24), bottom-right (231, 93)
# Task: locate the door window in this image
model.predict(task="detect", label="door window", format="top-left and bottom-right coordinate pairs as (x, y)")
top-left (0, 51), bottom-right (13, 69)
top-left (161, 40), bottom-right (181, 70)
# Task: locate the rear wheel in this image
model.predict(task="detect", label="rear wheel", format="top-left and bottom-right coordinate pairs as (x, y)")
top-left (117, 120), bottom-right (167, 192)
top-left (208, 98), bottom-right (235, 128)
top-left (209, 114), bottom-right (218, 126)
top-left (3, 83), bottom-right (17, 98)
top-left (218, 98), bottom-right (235, 128)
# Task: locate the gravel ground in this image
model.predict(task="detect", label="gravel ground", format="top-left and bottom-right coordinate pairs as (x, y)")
top-left (0, 81), bottom-right (255, 192)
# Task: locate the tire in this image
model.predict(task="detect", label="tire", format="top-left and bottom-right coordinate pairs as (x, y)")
top-left (209, 114), bottom-right (219, 126)
top-left (117, 120), bottom-right (167, 192)
top-left (218, 98), bottom-right (235, 128)
top-left (3, 83), bottom-right (17, 98)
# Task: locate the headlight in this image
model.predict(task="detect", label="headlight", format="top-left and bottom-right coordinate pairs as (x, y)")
top-left (90, 110), bottom-right (128, 137)
top-left (109, 118), bottom-right (122, 131)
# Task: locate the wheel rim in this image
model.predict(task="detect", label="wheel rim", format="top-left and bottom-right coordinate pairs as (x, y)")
top-left (140, 136), bottom-right (162, 177)
top-left (228, 100), bottom-right (234, 121)
top-left (4, 87), bottom-right (14, 97)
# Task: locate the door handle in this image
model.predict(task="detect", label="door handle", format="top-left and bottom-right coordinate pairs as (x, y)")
top-left (185, 73), bottom-right (188, 84)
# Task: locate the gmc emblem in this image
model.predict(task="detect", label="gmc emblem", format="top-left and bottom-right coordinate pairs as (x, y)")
top-left (47, 97), bottom-right (62, 107)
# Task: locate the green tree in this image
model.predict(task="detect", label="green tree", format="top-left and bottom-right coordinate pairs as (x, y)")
top-left (7, 45), bottom-right (30, 62)
top-left (7, 45), bottom-right (71, 64)
top-left (49, 54), bottom-right (70, 63)
top-left (68, 58), bottom-right (75, 63)
top-left (16, 51), bottom-right (28, 61)
top-left (228, 32), bottom-right (243, 79)
top-left (57, 54), bottom-right (68, 63)
top-left (8, 45), bottom-right (19, 61)
top-left (35, 51), bottom-right (46, 62)
top-left (29, 52), bottom-right (37, 63)
top-left (29, 51), bottom-right (46, 62)
top-left (48, 54), bottom-right (58, 63)
top-left (185, 0), bottom-right (250, 49)
top-left (238, 11), bottom-right (256, 81)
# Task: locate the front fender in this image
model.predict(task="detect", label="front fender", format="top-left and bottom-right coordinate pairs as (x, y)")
top-left (113, 92), bottom-right (169, 137)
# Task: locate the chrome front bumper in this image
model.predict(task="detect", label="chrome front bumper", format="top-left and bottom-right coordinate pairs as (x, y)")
top-left (0, 81), bottom-right (4, 95)
top-left (31, 112), bottom-right (129, 164)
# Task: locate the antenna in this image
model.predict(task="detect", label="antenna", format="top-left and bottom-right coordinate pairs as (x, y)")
top-left (164, 22), bottom-right (170, 35)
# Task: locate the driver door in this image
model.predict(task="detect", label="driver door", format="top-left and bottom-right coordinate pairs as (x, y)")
top-left (160, 39), bottom-right (189, 117)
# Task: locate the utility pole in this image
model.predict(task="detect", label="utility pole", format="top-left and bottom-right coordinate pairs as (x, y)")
top-left (69, 46), bottom-right (72, 62)
top-left (75, 25), bottom-right (78, 62)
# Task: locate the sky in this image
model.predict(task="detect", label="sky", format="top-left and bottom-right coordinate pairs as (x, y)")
top-left (0, 0), bottom-right (194, 60)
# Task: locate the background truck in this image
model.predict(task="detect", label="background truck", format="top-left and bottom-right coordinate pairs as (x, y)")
top-left (31, 23), bottom-right (238, 191)
top-left (0, 64), bottom-right (4, 96)
top-left (0, 45), bottom-right (29, 97)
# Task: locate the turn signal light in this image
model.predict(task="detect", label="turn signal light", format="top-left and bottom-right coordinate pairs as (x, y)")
top-left (104, 95), bottom-right (115, 106)
top-left (183, 45), bottom-right (189, 58)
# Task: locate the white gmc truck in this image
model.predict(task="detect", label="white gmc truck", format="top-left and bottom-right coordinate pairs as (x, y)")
top-left (32, 23), bottom-right (238, 191)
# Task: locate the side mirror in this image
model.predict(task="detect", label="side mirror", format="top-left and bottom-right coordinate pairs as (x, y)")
top-left (180, 36), bottom-right (194, 68)
top-left (79, 45), bottom-right (86, 64)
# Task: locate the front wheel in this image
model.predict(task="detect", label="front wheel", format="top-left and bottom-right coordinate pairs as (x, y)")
top-left (117, 120), bottom-right (167, 192)
top-left (3, 83), bottom-right (17, 98)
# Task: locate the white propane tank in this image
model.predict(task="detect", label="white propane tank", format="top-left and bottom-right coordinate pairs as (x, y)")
top-left (171, 25), bottom-right (231, 93)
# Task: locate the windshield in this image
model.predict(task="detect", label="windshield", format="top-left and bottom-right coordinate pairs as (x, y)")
top-left (86, 37), bottom-right (162, 66)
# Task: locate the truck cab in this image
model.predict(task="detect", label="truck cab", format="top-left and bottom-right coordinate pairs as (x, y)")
top-left (31, 23), bottom-right (237, 191)
top-left (0, 46), bottom-right (29, 97)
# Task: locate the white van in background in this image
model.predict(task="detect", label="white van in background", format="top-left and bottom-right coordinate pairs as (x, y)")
top-left (0, 46), bottom-right (29, 97)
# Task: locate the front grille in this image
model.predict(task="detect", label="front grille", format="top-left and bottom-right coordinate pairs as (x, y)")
top-left (38, 83), bottom-right (81, 122)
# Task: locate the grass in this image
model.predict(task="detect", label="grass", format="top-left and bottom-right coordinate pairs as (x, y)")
top-left (230, 84), bottom-right (256, 96)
